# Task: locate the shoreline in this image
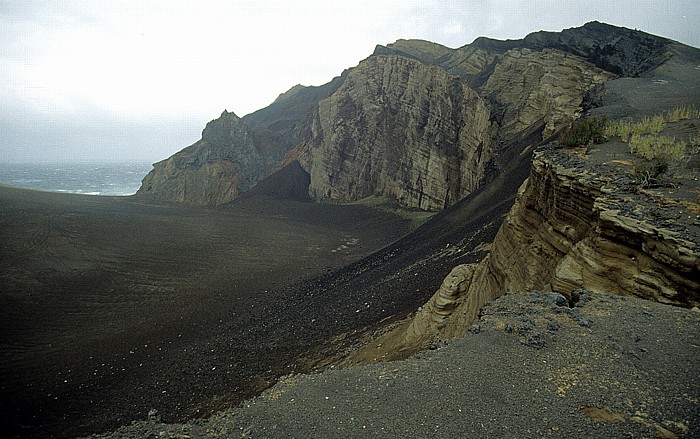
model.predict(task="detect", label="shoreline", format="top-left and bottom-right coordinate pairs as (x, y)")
top-left (0, 161), bottom-right (153, 197)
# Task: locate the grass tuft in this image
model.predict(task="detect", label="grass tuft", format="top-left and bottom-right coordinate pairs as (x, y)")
top-left (665, 105), bottom-right (700, 123)
top-left (629, 134), bottom-right (686, 161)
top-left (559, 115), bottom-right (608, 147)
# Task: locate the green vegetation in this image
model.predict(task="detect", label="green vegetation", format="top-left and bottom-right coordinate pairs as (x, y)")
top-left (559, 115), bottom-right (608, 147)
top-left (626, 132), bottom-right (686, 187)
top-left (665, 105), bottom-right (700, 123)
top-left (561, 106), bottom-right (699, 187)
top-left (605, 107), bottom-right (696, 185)
top-left (605, 105), bottom-right (700, 140)
top-left (628, 134), bottom-right (686, 161)
top-left (605, 115), bottom-right (665, 140)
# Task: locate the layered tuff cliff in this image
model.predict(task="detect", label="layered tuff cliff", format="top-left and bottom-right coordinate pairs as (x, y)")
top-left (302, 55), bottom-right (492, 210)
top-left (138, 22), bottom-right (654, 209)
top-left (344, 33), bottom-right (700, 361)
top-left (347, 145), bottom-right (700, 362)
top-left (138, 111), bottom-right (266, 205)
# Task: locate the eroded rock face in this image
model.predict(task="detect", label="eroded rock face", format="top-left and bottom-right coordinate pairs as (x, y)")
top-left (137, 78), bottom-right (345, 206)
top-left (403, 264), bottom-right (477, 342)
top-left (376, 149), bottom-right (700, 351)
top-left (480, 48), bottom-right (614, 139)
top-left (303, 55), bottom-right (492, 211)
top-left (138, 22), bottom-right (676, 209)
top-left (299, 49), bottom-right (610, 210)
top-left (355, 28), bottom-right (700, 353)
top-left (138, 111), bottom-right (266, 205)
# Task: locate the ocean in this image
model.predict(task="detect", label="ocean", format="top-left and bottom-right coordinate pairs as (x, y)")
top-left (0, 162), bottom-right (154, 196)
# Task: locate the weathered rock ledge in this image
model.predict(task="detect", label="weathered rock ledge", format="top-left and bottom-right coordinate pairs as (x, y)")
top-left (348, 144), bottom-right (700, 361)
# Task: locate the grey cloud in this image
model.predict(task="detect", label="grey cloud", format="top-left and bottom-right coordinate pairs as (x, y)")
top-left (0, 107), bottom-right (203, 163)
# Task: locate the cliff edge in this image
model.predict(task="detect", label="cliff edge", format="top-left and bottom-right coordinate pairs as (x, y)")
top-left (82, 22), bottom-right (700, 439)
top-left (346, 39), bottom-right (700, 361)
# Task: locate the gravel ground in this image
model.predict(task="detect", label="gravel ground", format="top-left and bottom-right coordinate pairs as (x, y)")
top-left (88, 291), bottom-right (700, 438)
top-left (0, 147), bottom-right (527, 439)
top-left (0, 187), bottom-right (415, 438)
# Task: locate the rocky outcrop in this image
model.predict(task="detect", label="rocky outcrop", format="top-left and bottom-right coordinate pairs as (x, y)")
top-left (138, 111), bottom-right (266, 205)
top-left (138, 22), bottom-right (678, 210)
top-left (462, 149), bottom-right (698, 308)
top-left (480, 48), bottom-right (614, 140)
top-left (400, 263), bottom-right (478, 349)
top-left (137, 78), bottom-right (345, 206)
top-left (299, 48), bottom-right (611, 210)
top-left (343, 24), bottom-right (700, 358)
top-left (243, 76), bottom-right (346, 142)
top-left (302, 55), bottom-right (492, 211)
top-left (353, 144), bottom-right (700, 359)
top-left (373, 39), bottom-right (453, 65)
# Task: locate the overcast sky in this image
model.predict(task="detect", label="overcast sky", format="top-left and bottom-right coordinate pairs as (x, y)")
top-left (1, 1), bottom-right (698, 163)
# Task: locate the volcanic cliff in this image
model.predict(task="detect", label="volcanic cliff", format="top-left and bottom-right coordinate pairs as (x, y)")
top-left (83, 22), bottom-right (700, 439)
top-left (137, 21), bottom-right (654, 210)
top-left (137, 20), bottom-right (700, 357)
top-left (345, 34), bottom-right (700, 361)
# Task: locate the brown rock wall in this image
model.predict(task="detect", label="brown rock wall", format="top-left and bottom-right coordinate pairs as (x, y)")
top-left (481, 48), bottom-right (614, 139)
top-left (139, 157), bottom-right (242, 205)
top-left (304, 55), bottom-right (492, 211)
top-left (365, 150), bottom-right (699, 355)
top-left (552, 206), bottom-right (700, 305)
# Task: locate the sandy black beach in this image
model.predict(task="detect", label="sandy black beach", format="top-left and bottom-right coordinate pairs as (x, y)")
top-left (0, 185), bottom-right (418, 437)
top-left (0, 141), bottom-right (523, 438)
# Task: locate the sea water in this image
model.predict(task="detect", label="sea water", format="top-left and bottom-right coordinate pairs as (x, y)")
top-left (0, 162), bottom-right (154, 196)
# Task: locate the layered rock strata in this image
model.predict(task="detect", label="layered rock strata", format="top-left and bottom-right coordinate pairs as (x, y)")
top-left (347, 27), bottom-right (700, 358)
top-left (479, 48), bottom-right (614, 139)
top-left (350, 146), bottom-right (700, 361)
top-left (303, 55), bottom-right (492, 210)
top-left (137, 22), bottom-right (655, 209)
top-left (460, 150), bottom-right (699, 314)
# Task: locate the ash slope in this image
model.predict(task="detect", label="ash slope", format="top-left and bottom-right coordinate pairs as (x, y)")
top-left (0, 187), bottom-right (417, 438)
top-left (105, 21), bottom-right (700, 439)
top-left (88, 292), bottom-right (700, 439)
top-left (8, 21), bottom-right (700, 439)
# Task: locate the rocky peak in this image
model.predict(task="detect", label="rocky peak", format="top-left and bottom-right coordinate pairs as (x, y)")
top-left (272, 84), bottom-right (306, 105)
top-left (137, 109), bottom-right (265, 205)
top-left (416, 21), bottom-right (675, 85)
top-left (468, 36), bottom-right (521, 53)
top-left (201, 110), bottom-right (248, 145)
top-left (523, 21), bottom-right (673, 76)
top-left (374, 39), bottom-right (453, 65)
